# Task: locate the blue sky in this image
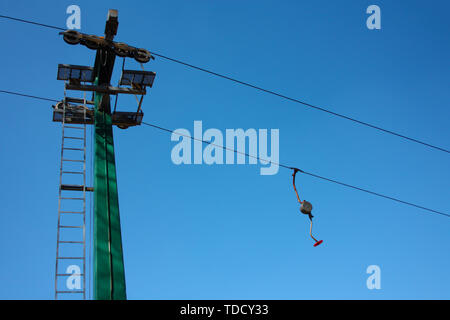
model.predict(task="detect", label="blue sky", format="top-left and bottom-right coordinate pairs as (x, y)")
top-left (0, 0), bottom-right (449, 299)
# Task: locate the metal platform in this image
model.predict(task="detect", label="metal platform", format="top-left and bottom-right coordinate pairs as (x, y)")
top-left (53, 104), bottom-right (94, 124)
top-left (53, 101), bottom-right (144, 128)
top-left (112, 111), bottom-right (143, 128)
top-left (65, 83), bottom-right (146, 95)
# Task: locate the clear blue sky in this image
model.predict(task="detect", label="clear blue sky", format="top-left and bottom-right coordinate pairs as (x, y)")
top-left (0, 0), bottom-right (449, 299)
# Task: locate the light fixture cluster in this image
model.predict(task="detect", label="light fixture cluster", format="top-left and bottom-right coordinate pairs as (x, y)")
top-left (120, 69), bottom-right (156, 89)
top-left (57, 64), bottom-right (95, 83)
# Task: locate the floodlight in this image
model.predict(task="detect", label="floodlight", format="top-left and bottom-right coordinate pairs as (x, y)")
top-left (57, 64), bottom-right (95, 82)
top-left (119, 70), bottom-right (156, 88)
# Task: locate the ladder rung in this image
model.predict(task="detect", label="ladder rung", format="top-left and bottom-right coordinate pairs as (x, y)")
top-left (62, 159), bottom-right (84, 162)
top-left (60, 197), bottom-right (84, 200)
top-left (58, 240), bottom-right (84, 244)
top-left (60, 211), bottom-right (84, 214)
top-left (64, 136), bottom-right (84, 140)
top-left (56, 291), bottom-right (85, 294)
top-left (62, 171), bottom-right (84, 174)
top-left (56, 274), bottom-right (84, 276)
top-left (65, 97), bottom-right (94, 105)
top-left (57, 257), bottom-right (85, 259)
top-left (61, 185), bottom-right (93, 192)
top-left (59, 225), bottom-right (84, 228)
top-left (64, 125), bottom-right (84, 129)
top-left (63, 148), bottom-right (84, 151)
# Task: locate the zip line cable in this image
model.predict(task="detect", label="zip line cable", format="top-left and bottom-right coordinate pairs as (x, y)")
top-left (141, 121), bottom-right (450, 219)
top-left (0, 88), bottom-right (448, 218)
top-left (0, 14), bottom-right (449, 155)
top-left (145, 52), bottom-right (450, 155)
top-left (0, 14), bottom-right (65, 31)
top-left (0, 89), bottom-right (59, 102)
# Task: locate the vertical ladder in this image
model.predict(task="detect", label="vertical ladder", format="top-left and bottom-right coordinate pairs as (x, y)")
top-left (55, 93), bottom-right (89, 300)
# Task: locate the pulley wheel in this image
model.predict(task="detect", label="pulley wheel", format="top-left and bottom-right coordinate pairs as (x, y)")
top-left (63, 30), bottom-right (81, 45)
top-left (133, 48), bottom-right (151, 63)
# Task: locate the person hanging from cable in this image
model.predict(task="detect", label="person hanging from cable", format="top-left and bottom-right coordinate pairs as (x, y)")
top-left (292, 168), bottom-right (323, 247)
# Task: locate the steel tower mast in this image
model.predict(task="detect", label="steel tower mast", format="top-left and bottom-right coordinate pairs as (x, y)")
top-left (53, 9), bottom-right (156, 300)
